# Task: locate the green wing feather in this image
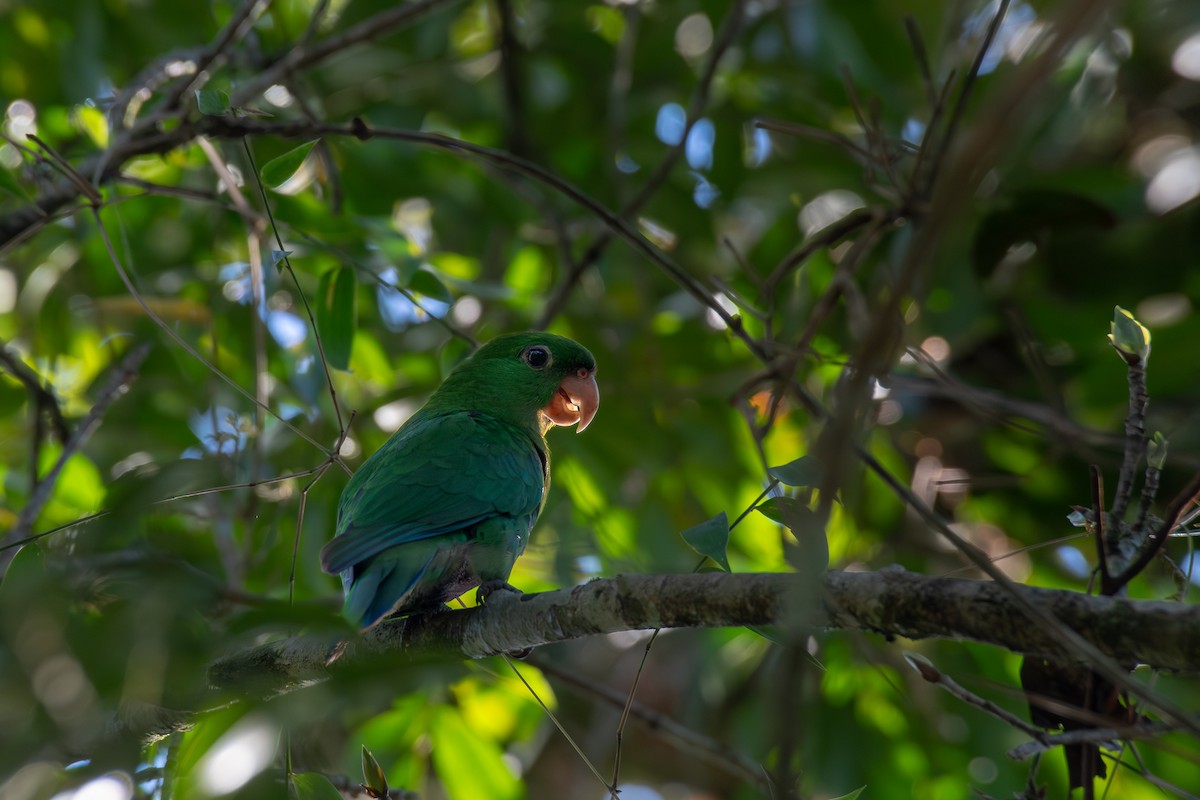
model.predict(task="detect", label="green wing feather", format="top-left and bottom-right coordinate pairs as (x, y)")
top-left (320, 411), bottom-right (546, 577)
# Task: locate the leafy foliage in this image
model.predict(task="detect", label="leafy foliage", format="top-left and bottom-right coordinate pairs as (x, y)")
top-left (2, 1), bottom-right (1200, 799)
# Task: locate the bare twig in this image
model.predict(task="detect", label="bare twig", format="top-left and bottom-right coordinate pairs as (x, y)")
top-left (162, 0), bottom-right (272, 115)
top-left (907, 653), bottom-right (1046, 738)
top-left (1111, 472), bottom-right (1200, 592)
top-left (1009, 720), bottom-right (1173, 761)
top-left (1109, 354), bottom-right (1149, 528)
top-left (229, 0), bottom-right (465, 108)
top-left (903, 16), bottom-right (938, 111)
top-left (921, 0), bottom-right (1012, 195)
top-left (26, 134), bottom-right (102, 204)
top-left (1092, 465), bottom-right (1113, 595)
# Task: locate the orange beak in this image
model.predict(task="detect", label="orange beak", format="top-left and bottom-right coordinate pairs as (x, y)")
top-left (543, 368), bottom-right (599, 432)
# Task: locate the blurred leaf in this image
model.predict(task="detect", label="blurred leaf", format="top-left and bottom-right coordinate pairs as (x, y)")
top-left (38, 447), bottom-right (104, 518)
top-left (680, 511), bottom-right (731, 572)
top-left (757, 497), bottom-right (828, 574)
top-left (0, 542), bottom-right (45, 598)
top-left (261, 140), bottom-right (319, 189)
top-left (746, 624), bottom-right (784, 643)
top-left (410, 267), bottom-right (453, 305)
top-left (0, 375), bottom-right (27, 416)
top-left (195, 88), bottom-right (230, 116)
top-left (171, 707), bottom-right (258, 797)
top-left (430, 706), bottom-right (520, 800)
top-left (316, 267), bottom-right (357, 371)
top-left (291, 773), bottom-right (343, 800)
top-left (586, 5), bottom-right (626, 44)
top-left (0, 166), bottom-right (30, 200)
top-left (768, 455), bottom-right (822, 488)
top-left (74, 105), bottom-right (108, 148)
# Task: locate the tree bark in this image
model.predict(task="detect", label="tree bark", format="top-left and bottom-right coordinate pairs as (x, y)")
top-left (207, 568), bottom-right (1200, 698)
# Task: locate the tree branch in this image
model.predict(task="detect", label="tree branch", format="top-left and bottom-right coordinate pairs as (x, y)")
top-left (206, 569), bottom-right (1200, 701)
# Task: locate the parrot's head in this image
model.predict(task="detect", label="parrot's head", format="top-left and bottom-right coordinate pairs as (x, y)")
top-left (439, 332), bottom-right (599, 435)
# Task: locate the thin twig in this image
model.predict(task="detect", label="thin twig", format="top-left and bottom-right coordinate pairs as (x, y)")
top-left (162, 0), bottom-right (272, 115)
top-left (1109, 355), bottom-right (1148, 528)
top-left (1092, 465), bottom-right (1113, 594)
top-left (502, 655), bottom-right (617, 798)
top-left (1009, 720), bottom-right (1173, 761)
top-left (903, 16), bottom-right (938, 111)
top-left (921, 0), bottom-right (1012, 194)
top-left (229, 0), bottom-right (465, 108)
top-left (907, 653), bottom-right (1047, 738)
top-left (26, 134), bottom-right (102, 204)
top-left (1110, 472), bottom-right (1200, 592)
top-left (289, 411), bottom-right (354, 605)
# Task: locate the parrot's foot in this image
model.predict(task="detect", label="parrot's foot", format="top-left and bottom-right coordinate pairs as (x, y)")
top-left (476, 582), bottom-right (530, 657)
top-left (476, 580), bottom-right (523, 606)
top-left (325, 638), bottom-right (350, 666)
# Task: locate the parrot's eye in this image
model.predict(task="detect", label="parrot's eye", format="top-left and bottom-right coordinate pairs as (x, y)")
top-left (522, 346), bottom-right (551, 369)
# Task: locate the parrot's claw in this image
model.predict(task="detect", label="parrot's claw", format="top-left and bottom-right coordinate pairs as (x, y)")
top-left (476, 580), bottom-right (523, 606)
top-left (476, 582), bottom-right (530, 657)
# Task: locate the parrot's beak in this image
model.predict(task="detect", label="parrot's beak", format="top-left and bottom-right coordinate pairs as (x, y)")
top-left (544, 369), bottom-right (599, 432)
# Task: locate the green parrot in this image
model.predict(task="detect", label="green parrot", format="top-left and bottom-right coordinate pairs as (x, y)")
top-left (320, 332), bottom-right (599, 629)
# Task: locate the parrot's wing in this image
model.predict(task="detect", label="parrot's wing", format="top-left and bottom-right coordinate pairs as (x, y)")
top-left (320, 411), bottom-right (545, 576)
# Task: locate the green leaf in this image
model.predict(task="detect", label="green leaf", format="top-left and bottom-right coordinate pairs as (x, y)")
top-left (261, 140), bottom-right (319, 189)
top-left (1147, 431), bottom-right (1168, 470)
top-left (767, 455), bottom-right (822, 488)
top-left (291, 773), bottom-right (344, 800)
top-left (1108, 305), bottom-right (1151, 364)
top-left (756, 497), bottom-right (828, 574)
top-left (409, 267), bottom-right (454, 305)
top-left (746, 624), bottom-right (784, 643)
top-left (430, 706), bottom-right (520, 800)
top-left (360, 746), bottom-right (389, 798)
top-left (74, 104), bottom-right (108, 148)
top-left (195, 88), bottom-right (230, 116)
top-left (0, 166), bottom-right (30, 200)
top-left (316, 267), bottom-right (357, 371)
top-left (680, 511), bottom-right (731, 572)
top-left (0, 542), bottom-right (45, 599)
top-left (829, 787), bottom-right (866, 800)
top-left (586, 5), bottom-right (626, 44)
top-left (755, 497), bottom-right (805, 527)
